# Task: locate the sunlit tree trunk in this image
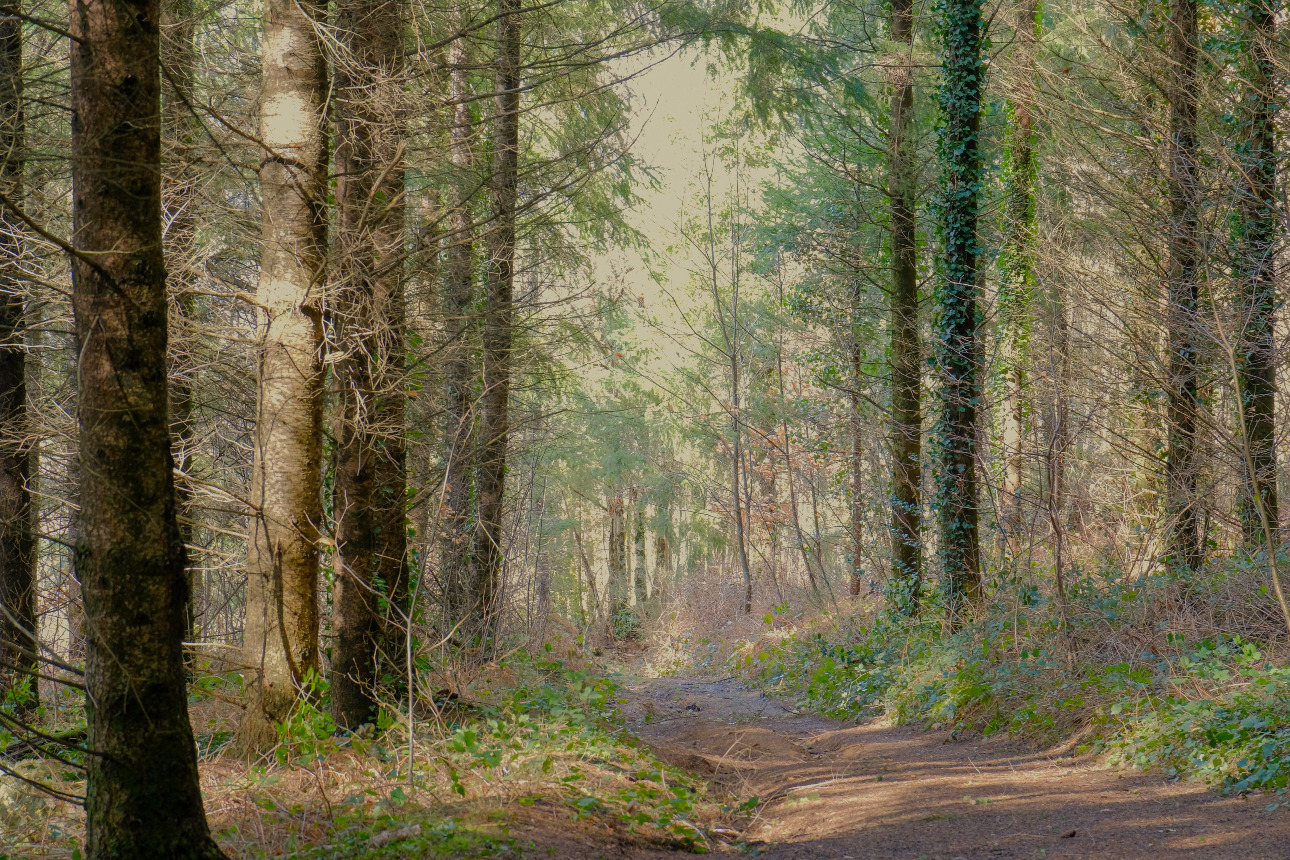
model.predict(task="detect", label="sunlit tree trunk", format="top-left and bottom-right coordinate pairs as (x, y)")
top-left (472, 0), bottom-right (521, 631)
top-left (888, 0), bottom-right (922, 610)
top-left (0, 3), bottom-right (34, 710)
top-left (1233, 0), bottom-right (1278, 544)
top-left (1164, 0), bottom-right (1202, 574)
top-left (331, 0), bottom-right (407, 730)
top-left (241, 0), bottom-right (328, 749)
top-left (69, 0), bottom-right (225, 851)
top-left (935, 0), bottom-right (985, 617)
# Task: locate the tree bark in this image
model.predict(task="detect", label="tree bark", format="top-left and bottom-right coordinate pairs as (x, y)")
top-left (0, 2), bottom-right (35, 711)
top-left (935, 0), bottom-right (985, 617)
top-left (241, 0), bottom-right (328, 749)
top-left (1164, 0), bottom-right (1202, 574)
top-left (1233, 0), bottom-right (1278, 545)
top-left (69, 0), bottom-right (226, 852)
top-left (471, 0), bottom-right (521, 632)
top-left (440, 34), bottom-right (478, 630)
top-left (888, 0), bottom-right (922, 611)
top-left (330, 0), bottom-right (407, 731)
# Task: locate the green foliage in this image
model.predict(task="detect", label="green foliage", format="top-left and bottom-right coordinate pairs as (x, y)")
top-left (733, 568), bottom-right (1290, 799)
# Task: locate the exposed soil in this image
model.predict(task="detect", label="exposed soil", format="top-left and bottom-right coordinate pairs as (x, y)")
top-left (603, 674), bottom-right (1290, 859)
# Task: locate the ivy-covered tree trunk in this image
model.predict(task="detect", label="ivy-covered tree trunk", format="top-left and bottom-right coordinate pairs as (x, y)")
top-left (1164, 0), bottom-right (1202, 574)
top-left (888, 0), bottom-right (922, 610)
top-left (331, 0), bottom-right (407, 730)
top-left (69, 0), bottom-right (225, 852)
top-left (1233, 0), bottom-right (1278, 545)
top-left (241, 0), bottom-right (328, 750)
top-left (996, 0), bottom-right (1039, 548)
top-left (441, 31), bottom-right (477, 629)
top-left (935, 0), bottom-right (985, 616)
top-left (0, 4), bottom-right (35, 710)
top-left (472, 0), bottom-right (521, 632)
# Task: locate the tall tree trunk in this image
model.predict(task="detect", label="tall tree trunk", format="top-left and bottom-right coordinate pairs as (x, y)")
top-left (1164, 0), bottom-right (1202, 574)
top-left (440, 32), bottom-right (477, 629)
top-left (69, 0), bottom-right (225, 852)
top-left (888, 0), bottom-right (923, 611)
top-left (997, 0), bottom-right (1039, 550)
top-left (241, 0), bottom-right (328, 749)
top-left (935, 0), bottom-right (985, 617)
top-left (1233, 0), bottom-right (1278, 545)
top-left (161, 0), bottom-right (201, 660)
top-left (471, 0), bottom-right (520, 632)
top-left (0, 3), bottom-right (34, 710)
top-left (331, 0), bottom-right (407, 730)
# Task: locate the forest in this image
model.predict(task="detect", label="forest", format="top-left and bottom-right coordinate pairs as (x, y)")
top-left (1, 0), bottom-right (1290, 854)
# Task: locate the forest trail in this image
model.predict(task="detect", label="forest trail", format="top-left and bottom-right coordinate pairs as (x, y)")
top-left (611, 675), bottom-right (1290, 859)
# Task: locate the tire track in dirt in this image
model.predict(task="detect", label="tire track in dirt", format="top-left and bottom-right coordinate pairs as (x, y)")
top-left (619, 676), bottom-right (1290, 859)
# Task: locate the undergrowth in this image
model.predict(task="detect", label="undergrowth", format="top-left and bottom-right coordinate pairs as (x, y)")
top-left (729, 557), bottom-right (1290, 808)
top-left (2, 649), bottom-right (727, 858)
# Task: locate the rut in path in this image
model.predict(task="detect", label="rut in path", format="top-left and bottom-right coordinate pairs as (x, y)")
top-left (617, 675), bottom-right (1290, 859)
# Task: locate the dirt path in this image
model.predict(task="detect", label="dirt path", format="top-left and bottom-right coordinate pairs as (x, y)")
top-left (617, 675), bottom-right (1290, 859)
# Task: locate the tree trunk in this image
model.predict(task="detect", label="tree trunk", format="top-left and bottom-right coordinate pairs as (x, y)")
top-left (330, 0), bottom-right (407, 731)
top-left (440, 33), bottom-right (477, 629)
top-left (471, 0), bottom-right (521, 632)
top-left (935, 0), bottom-right (985, 617)
top-left (241, 0), bottom-right (328, 749)
top-left (997, 0), bottom-right (1039, 551)
top-left (849, 290), bottom-right (865, 596)
top-left (888, 0), bottom-right (922, 611)
top-left (1233, 0), bottom-right (1278, 545)
top-left (1164, 0), bottom-right (1202, 574)
top-left (161, 0), bottom-right (201, 660)
top-left (0, 3), bottom-right (34, 711)
top-left (69, 0), bottom-right (225, 852)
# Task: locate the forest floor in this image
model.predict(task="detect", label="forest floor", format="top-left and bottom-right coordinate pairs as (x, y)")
top-left (559, 669), bottom-right (1290, 860)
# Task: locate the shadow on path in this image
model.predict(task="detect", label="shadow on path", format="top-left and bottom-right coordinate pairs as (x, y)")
top-left (619, 676), bottom-right (1290, 859)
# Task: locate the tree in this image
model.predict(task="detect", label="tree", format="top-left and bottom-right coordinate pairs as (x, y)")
top-left (241, 0), bottom-right (328, 748)
top-left (161, 0), bottom-right (202, 658)
top-left (1231, 0), bottom-right (1278, 545)
top-left (935, 0), bottom-right (985, 614)
top-left (887, 0), bottom-right (922, 608)
top-left (69, 0), bottom-right (226, 851)
top-left (0, 0), bottom-right (34, 709)
top-left (995, 0), bottom-right (1039, 548)
top-left (440, 25), bottom-right (479, 630)
top-left (471, 0), bottom-right (522, 631)
top-left (331, 0), bottom-right (409, 730)
top-left (1164, 0), bottom-right (1202, 574)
